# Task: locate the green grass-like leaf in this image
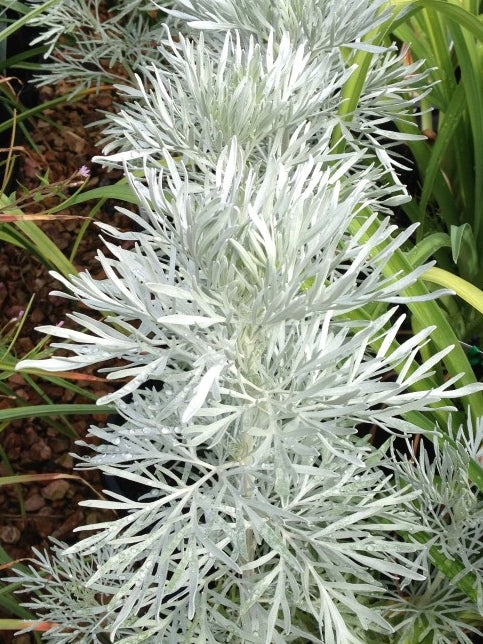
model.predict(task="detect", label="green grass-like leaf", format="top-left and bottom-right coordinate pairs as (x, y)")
top-left (0, 403), bottom-right (114, 422)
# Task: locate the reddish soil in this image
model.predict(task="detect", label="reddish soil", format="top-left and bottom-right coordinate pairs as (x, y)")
top-left (0, 82), bottom-right (131, 642)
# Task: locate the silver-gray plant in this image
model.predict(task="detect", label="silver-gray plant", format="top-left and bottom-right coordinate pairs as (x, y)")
top-left (11, 0), bottom-right (483, 642)
top-left (25, 0), bottom-right (178, 91)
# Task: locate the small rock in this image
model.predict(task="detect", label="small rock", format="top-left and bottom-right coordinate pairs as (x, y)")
top-left (56, 453), bottom-right (74, 469)
top-left (52, 510), bottom-right (84, 539)
top-left (28, 440), bottom-right (52, 462)
top-left (24, 426), bottom-right (39, 446)
top-left (25, 493), bottom-right (46, 512)
top-left (42, 479), bottom-right (70, 501)
top-left (5, 304), bottom-right (23, 320)
top-left (49, 437), bottom-right (70, 454)
top-left (0, 525), bottom-right (21, 544)
top-left (29, 307), bottom-right (44, 324)
top-left (95, 93), bottom-right (113, 108)
top-left (36, 507), bottom-right (56, 538)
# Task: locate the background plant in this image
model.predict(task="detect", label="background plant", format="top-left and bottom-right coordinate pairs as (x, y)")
top-left (2, 0), bottom-right (483, 642)
top-left (389, 0), bottom-right (483, 343)
top-left (24, 0), bottom-right (177, 93)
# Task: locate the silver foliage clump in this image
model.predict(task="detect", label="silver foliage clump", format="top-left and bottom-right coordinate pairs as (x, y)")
top-left (12, 0), bottom-right (483, 642)
top-left (376, 418), bottom-right (483, 643)
top-left (25, 0), bottom-right (178, 91)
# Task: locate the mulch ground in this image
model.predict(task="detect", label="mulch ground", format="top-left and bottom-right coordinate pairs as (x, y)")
top-left (0, 82), bottom-right (131, 641)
